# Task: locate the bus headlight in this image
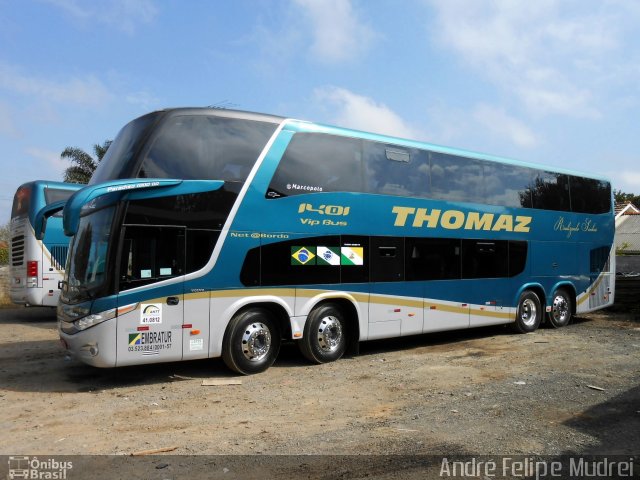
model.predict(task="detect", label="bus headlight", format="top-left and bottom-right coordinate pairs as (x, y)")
top-left (74, 309), bottom-right (116, 332)
top-left (58, 303), bottom-right (90, 320)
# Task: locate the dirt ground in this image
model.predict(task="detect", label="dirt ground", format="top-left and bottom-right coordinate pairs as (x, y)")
top-left (0, 304), bottom-right (639, 477)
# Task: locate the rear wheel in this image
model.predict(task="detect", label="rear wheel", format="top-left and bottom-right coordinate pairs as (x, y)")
top-left (548, 288), bottom-right (572, 328)
top-left (299, 303), bottom-right (347, 364)
top-left (222, 308), bottom-right (280, 375)
top-left (513, 290), bottom-right (542, 333)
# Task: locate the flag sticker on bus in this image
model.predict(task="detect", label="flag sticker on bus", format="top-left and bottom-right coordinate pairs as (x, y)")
top-left (317, 246), bottom-right (340, 265)
top-left (341, 246), bottom-right (364, 266)
top-left (291, 246), bottom-right (316, 265)
top-left (140, 304), bottom-right (162, 324)
top-left (129, 333), bottom-right (142, 346)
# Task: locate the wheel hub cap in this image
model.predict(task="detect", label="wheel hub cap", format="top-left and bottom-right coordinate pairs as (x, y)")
top-left (552, 295), bottom-right (569, 323)
top-left (521, 299), bottom-right (537, 327)
top-left (242, 322), bottom-right (271, 361)
top-left (317, 316), bottom-right (343, 353)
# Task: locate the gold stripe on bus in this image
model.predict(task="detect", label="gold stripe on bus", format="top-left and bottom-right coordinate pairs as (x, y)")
top-left (153, 288), bottom-right (513, 322)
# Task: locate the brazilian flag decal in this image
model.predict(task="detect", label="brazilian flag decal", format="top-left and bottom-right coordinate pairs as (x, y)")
top-left (129, 333), bottom-right (142, 346)
top-left (291, 246), bottom-right (316, 265)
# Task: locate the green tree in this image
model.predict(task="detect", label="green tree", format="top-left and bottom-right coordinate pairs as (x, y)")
top-left (62, 140), bottom-right (112, 184)
top-left (613, 189), bottom-right (640, 206)
top-left (0, 221), bottom-right (9, 265)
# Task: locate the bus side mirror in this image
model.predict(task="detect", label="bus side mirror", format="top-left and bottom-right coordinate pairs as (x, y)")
top-left (34, 201), bottom-right (66, 240)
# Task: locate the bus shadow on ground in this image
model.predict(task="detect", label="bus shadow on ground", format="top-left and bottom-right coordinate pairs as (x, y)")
top-left (0, 338), bottom-right (239, 394)
top-left (0, 306), bottom-right (56, 329)
top-left (1, 316), bottom-right (595, 392)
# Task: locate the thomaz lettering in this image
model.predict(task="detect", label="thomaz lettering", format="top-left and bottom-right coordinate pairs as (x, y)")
top-left (391, 206), bottom-right (532, 233)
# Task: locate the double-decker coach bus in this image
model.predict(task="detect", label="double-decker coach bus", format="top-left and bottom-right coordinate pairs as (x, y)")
top-left (10, 181), bottom-right (82, 307)
top-left (54, 108), bottom-right (614, 374)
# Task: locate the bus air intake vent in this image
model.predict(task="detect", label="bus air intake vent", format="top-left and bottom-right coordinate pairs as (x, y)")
top-left (11, 235), bottom-right (25, 266)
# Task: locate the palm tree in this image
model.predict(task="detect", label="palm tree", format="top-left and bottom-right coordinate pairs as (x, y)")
top-left (62, 140), bottom-right (112, 184)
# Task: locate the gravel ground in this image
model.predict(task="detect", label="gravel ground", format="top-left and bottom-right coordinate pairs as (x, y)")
top-left (0, 305), bottom-right (638, 478)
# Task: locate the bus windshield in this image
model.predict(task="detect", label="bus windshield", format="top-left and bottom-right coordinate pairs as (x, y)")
top-left (90, 112), bottom-right (161, 184)
top-left (63, 206), bottom-right (115, 303)
top-left (91, 113), bottom-right (277, 185)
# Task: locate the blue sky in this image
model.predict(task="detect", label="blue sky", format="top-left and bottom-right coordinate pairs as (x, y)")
top-left (1, 0), bottom-right (639, 219)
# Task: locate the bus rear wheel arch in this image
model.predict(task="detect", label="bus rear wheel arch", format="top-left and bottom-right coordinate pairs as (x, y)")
top-left (513, 290), bottom-right (542, 333)
top-left (222, 307), bottom-right (281, 375)
top-left (548, 288), bottom-right (573, 328)
top-left (299, 303), bottom-right (348, 364)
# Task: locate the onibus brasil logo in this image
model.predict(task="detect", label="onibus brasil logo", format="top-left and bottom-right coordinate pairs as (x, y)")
top-left (7, 456), bottom-right (73, 479)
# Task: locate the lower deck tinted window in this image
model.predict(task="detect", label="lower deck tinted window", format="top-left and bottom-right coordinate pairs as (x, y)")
top-left (242, 235), bottom-right (528, 286)
top-left (371, 237), bottom-right (404, 282)
top-left (406, 238), bottom-right (461, 281)
top-left (119, 226), bottom-right (185, 291)
top-left (462, 240), bottom-right (508, 279)
top-left (590, 246), bottom-right (610, 273)
top-left (508, 240), bottom-right (528, 276)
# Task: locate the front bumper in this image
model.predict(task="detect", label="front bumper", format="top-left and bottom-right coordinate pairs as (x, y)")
top-left (58, 317), bottom-right (118, 368)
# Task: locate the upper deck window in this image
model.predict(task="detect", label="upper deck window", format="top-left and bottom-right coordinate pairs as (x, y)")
top-left (138, 115), bottom-right (277, 183)
top-left (267, 133), bottom-right (364, 197)
top-left (11, 185), bottom-right (31, 218)
top-left (267, 131), bottom-right (611, 214)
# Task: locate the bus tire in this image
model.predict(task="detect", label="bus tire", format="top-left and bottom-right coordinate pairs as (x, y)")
top-left (512, 290), bottom-right (542, 333)
top-left (299, 303), bottom-right (347, 364)
top-left (222, 308), bottom-right (280, 375)
top-left (548, 288), bottom-right (572, 328)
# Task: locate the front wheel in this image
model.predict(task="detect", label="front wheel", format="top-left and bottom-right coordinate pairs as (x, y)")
top-left (298, 303), bottom-right (347, 364)
top-left (512, 290), bottom-right (542, 333)
top-left (548, 289), bottom-right (572, 328)
top-left (222, 308), bottom-right (280, 375)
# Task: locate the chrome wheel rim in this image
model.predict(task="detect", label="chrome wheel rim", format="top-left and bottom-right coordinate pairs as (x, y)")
top-left (241, 322), bottom-right (272, 361)
top-left (317, 316), bottom-right (343, 353)
top-left (552, 295), bottom-right (569, 324)
top-left (520, 298), bottom-right (537, 327)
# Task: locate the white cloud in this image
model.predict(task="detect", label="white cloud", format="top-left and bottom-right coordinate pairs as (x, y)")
top-left (25, 147), bottom-right (68, 176)
top-left (428, 0), bottom-right (637, 118)
top-left (43, 0), bottom-right (157, 34)
top-left (608, 169), bottom-right (640, 192)
top-left (293, 0), bottom-right (375, 63)
top-left (125, 91), bottom-right (161, 110)
top-left (0, 63), bottom-right (113, 107)
top-left (314, 86), bottom-right (419, 139)
top-left (473, 104), bottom-right (537, 148)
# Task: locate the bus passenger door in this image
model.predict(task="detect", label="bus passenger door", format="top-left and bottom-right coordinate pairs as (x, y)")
top-left (369, 238), bottom-right (423, 338)
top-left (116, 225), bottom-right (185, 366)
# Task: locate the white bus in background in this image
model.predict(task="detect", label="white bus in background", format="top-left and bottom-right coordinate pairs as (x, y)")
top-left (9, 180), bottom-right (81, 307)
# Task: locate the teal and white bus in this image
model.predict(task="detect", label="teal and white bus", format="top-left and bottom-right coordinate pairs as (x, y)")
top-left (10, 181), bottom-right (82, 307)
top-left (55, 108), bottom-right (614, 374)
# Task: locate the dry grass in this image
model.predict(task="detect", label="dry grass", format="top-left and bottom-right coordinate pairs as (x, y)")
top-left (0, 266), bottom-right (11, 306)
